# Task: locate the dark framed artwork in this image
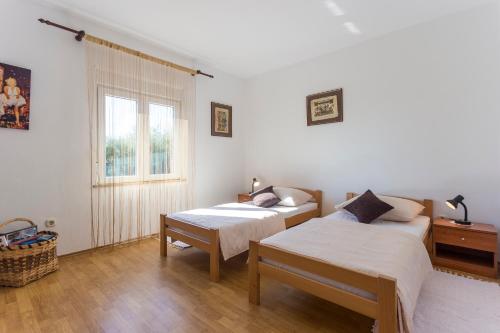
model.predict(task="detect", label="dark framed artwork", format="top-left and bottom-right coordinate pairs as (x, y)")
top-left (0, 63), bottom-right (31, 130)
top-left (211, 102), bottom-right (232, 137)
top-left (306, 88), bottom-right (343, 126)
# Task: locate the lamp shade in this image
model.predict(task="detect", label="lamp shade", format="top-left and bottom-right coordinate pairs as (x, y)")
top-left (445, 194), bottom-right (470, 225)
top-left (446, 195), bottom-right (464, 210)
top-left (251, 178), bottom-right (260, 193)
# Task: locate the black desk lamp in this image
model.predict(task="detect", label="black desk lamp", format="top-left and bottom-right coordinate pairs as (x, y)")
top-left (250, 178), bottom-right (260, 194)
top-left (446, 195), bottom-right (471, 225)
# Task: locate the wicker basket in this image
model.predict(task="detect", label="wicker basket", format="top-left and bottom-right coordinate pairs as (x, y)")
top-left (0, 218), bottom-right (58, 287)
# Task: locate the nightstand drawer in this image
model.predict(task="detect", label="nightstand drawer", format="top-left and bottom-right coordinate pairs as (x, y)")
top-left (434, 226), bottom-right (497, 252)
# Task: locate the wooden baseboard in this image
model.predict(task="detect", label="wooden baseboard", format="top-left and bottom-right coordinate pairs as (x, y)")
top-left (59, 234), bottom-right (159, 258)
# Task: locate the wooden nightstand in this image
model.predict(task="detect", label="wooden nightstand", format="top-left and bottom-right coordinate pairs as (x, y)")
top-left (432, 218), bottom-right (498, 278)
top-left (237, 193), bottom-right (252, 203)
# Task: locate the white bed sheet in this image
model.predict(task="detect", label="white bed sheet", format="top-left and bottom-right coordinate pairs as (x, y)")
top-left (323, 212), bottom-right (430, 240)
top-left (171, 203), bottom-right (284, 260)
top-left (169, 202), bottom-right (318, 260)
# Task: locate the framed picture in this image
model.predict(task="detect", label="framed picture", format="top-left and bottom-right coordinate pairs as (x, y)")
top-left (306, 88), bottom-right (343, 126)
top-left (0, 63), bottom-right (31, 130)
top-left (211, 102), bottom-right (232, 137)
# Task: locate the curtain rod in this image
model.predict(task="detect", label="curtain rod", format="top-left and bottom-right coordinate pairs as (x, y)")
top-left (38, 18), bottom-right (214, 78)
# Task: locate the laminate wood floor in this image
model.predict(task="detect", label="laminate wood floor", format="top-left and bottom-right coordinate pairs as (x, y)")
top-left (0, 239), bottom-right (373, 333)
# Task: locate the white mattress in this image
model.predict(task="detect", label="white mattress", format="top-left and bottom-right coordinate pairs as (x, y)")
top-left (268, 202), bottom-right (318, 218)
top-left (323, 212), bottom-right (430, 240)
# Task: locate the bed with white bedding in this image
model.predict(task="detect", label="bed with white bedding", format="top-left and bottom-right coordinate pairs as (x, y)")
top-left (167, 201), bottom-right (320, 260)
top-left (249, 193), bottom-right (434, 333)
top-left (263, 214), bottom-right (431, 301)
top-left (160, 188), bottom-right (322, 282)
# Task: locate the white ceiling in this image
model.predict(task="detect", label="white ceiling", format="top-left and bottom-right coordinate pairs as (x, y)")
top-left (39, 0), bottom-right (492, 78)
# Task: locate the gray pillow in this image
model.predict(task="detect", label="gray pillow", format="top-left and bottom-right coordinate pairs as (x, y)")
top-left (253, 192), bottom-right (280, 208)
top-left (250, 185), bottom-right (274, 199)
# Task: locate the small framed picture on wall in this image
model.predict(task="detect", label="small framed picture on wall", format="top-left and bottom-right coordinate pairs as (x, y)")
top-left (306, 88), bottom-right (343, 126)
top-left (211, 102), bottom-right (232, 137)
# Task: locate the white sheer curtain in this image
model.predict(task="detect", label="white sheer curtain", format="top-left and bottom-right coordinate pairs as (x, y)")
top-left (86, 42), bottom-right (195, 248)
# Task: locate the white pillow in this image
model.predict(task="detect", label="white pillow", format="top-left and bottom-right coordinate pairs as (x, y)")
top-left (335, 193), bottom-right (425, 222)
top-left (335, 195), bottom-right (359, 210)
top-left (273, 187), bottom-right (312, 207)
top-left (323, 210), bottom-right (359, 222)
top-left (377, 196), bottom-right (424, 222)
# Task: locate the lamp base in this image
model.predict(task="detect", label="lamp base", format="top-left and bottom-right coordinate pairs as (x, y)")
top-left (453, 220), bottom-right (472, 226)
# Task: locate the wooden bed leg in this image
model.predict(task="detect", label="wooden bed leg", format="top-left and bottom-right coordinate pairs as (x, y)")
top-left (248, 240), bottom-right (260, 305)
top-left (378, 275), bottom-right (397, 333)
top-left (209, 230), bottom-right (220, 282)
top-left (160, 215), bottom-right (167, 257)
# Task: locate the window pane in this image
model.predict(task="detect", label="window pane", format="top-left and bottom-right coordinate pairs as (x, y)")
top-left (105, 95), bottom-right (138, 177)
top-left (149, 103), bottom-right (174, 175)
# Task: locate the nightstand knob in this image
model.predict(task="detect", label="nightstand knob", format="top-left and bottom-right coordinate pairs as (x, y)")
top-left (460, 237), bottom-right (465, 241)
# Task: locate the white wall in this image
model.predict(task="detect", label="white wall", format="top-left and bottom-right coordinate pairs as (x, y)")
top-left (2, 0), bottom-right (499, 255)
top-left (245, 4), bottom-right (500, 237)
top-left (195, 66), bottom-right (246, 207)
top-left (0, 0), bottom-right (246, 254)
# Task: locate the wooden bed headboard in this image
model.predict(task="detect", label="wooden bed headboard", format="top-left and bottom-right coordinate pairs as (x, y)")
top-left (346, 192), bottom-right (433, 220)
top-left (295, 188), bottom-right (322, 212)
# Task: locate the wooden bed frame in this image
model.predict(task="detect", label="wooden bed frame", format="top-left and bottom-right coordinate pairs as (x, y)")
top-left (249, 193), bottom-right (433, 333)
top-left (160, 188), bottom-right (322, 282)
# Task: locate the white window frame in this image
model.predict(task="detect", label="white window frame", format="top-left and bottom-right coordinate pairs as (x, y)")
top-left (97, 85), bottom-right (179, 184)
top-left (144, 97), bottom-right (178, 181)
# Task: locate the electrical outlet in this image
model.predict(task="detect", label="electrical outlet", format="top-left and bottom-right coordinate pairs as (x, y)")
top-left (45, 219), bottom-right (56, 228)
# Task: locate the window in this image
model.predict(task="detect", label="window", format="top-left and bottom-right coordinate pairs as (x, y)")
top-left (149, 103), bottom-right (174, 175)
top-left (98, 88), bottom-right (177, 183)
top-left (105, 95), bottom-right (138, 178)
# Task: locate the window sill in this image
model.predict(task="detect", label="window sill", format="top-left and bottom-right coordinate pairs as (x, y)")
top-left (92, 178), bottom-right (186, 188)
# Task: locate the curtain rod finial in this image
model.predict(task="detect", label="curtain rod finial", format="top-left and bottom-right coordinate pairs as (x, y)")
top-left (39, 18), bottom-right (47, 24)
top-left (75, 30), bottom-right (86, 42)
top-left (197, 70), bottom-right (214, 79)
